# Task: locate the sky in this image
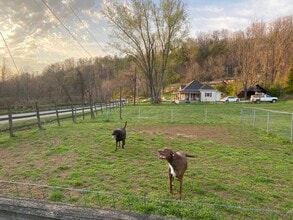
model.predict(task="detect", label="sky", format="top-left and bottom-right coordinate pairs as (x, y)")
top-left (0, 0), bottom-right (292, 74)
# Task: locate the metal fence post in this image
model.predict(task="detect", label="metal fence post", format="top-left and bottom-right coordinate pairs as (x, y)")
top-left (143, 195), bottom-right (147, 209)
top-left (194, 205), bottom-right (197, 219)
top-left (253, 108), bottom-right (256, 127)
top-left (291, 114), bottom-right (293, 144)
top-left (266, 111), bottom-right (270, 134)
top-left (14, 183), bottom-right (19, 197)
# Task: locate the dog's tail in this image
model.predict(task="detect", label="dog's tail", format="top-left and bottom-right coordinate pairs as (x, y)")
top-left (124, 121), bottom-right (127, 128)
top-left (186, 154), bottom-right (195, 158)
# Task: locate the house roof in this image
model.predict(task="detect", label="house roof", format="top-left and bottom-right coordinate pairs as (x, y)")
top-left (180, 80), bottom-right (215, 92)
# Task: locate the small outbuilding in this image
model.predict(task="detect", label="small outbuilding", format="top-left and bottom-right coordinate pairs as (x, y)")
top-left (237, 84), bottom-right (268, 99)
top-left (175, 80), bottom-right (221, 103)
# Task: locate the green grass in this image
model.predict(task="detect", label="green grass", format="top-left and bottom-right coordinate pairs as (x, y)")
top-left (0, 101), bottom-right (292, 219)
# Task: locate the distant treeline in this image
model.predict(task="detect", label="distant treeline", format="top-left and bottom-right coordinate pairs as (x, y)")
top-left (0, 16), bottom-right (292, 106)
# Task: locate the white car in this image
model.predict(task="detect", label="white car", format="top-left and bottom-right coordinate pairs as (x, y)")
top-left (221, 96), bottom-right (240, 102)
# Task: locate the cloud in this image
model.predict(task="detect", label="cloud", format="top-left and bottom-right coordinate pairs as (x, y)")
top-left (187, 0), bottom-right (293, 35)
top-left (0, 0), bottom-right (107, 72)
top-left (0, 0), bottom-right (292, 73)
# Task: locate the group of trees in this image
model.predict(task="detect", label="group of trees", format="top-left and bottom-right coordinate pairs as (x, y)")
top-left (0, 56), bottom-right (134, 107)
top-left (0, 0), bottom-right (292, 106)
top-left (173, 16), bottom-right (293, 98)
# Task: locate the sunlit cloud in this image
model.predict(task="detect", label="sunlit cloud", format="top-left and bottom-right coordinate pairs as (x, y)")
top-left (0, 0), bottom-right (292, 73)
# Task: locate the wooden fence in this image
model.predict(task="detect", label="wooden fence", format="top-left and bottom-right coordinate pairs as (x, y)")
top-left (0, 101), bottom-right (122, 137)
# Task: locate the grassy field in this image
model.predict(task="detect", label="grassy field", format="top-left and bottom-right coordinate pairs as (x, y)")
top-left (0, 101), bottom-right (292, 219)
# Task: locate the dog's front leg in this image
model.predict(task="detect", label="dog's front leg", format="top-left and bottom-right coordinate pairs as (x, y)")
top-left (179, 178), bottom-right (183, 200)
top-left (169, 170), bottom-right (174, 194)
top-left (115, 141), bottom-right (118, 151)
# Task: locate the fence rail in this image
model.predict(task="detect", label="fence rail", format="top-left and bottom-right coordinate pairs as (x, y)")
top-left (0, 180), bottom-right (291, 220)
top-left (0, 101), bottom-right (121, 136)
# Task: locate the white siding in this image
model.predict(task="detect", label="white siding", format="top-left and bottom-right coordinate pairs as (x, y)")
top-left (199, 90), bottom-right (221, 102)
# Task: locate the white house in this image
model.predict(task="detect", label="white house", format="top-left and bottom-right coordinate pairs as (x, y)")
top-left (175, 80), bottom-right (221, 103)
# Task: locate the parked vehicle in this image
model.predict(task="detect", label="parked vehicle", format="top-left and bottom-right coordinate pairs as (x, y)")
top-left (221, 96), bottom-right (240, 102)
top-left (250, 93), bottom-right (278, 103)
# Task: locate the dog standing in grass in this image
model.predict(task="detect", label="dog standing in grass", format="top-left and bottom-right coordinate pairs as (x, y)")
top-left (112, 121), bottom-right (127, 151)
top-left (158, 148), bottom-right (194, 199)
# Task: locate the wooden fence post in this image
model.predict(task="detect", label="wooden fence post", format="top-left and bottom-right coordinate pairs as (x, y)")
top-left (90, 98), bottom-right (95, 119)
top-left (71, 104), bottom-right (76, 123)
top-left (55, 104), bottom-right (60, 126)
top-left (35, 102), bottom-right (42, 129)
top-left (94, 103), bottom-right (98, 116)
top-left (82, 102), bottom-right (85, 120)
top-left (8, 105), bottom-right (14, 137)
top-left (100, 102), bottom-right (103, 114)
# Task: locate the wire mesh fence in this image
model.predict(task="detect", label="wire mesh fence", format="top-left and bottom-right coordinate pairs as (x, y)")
top-left (124, 104), bottom-right (242, 125)
top-left (0, 180), bottom-right (291, 219)
top-left (240, 107), bottom-right (293, 143)
top-left (113, 104), bottom-right (293, 143)
top-left (2, 103), bottom-right (292, 143)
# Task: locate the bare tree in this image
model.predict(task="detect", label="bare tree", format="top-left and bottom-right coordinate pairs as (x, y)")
top-left (265, 16), bottom-right (293, 85)
top-left (103, 0), bottom-right (188, 103)
top-left (43, 63), bottom-right (73, 103)
top-left (232, 23), bottom-right (263, 99)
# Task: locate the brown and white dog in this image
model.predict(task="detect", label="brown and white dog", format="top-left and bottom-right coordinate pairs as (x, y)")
top-left (158, 148), bottom-right (194, 199)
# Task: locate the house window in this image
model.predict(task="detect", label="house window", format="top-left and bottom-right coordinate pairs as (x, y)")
top-left (205, 92), bottom-right (212, 97)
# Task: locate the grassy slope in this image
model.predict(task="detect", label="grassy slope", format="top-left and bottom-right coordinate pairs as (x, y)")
top-left (0, 101), bottom-right (292, 218)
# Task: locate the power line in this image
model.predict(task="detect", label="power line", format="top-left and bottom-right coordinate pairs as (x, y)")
top-left (0, 32), bottom-right (20, 75)
top-left (41, 0), bottom-right (92, 57)
top-left (67, 0), bottom-right (107, 55)
top-left (1, 31), bottom-right (30, 101)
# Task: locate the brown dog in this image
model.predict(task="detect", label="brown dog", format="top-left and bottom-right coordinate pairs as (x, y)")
top-left (158, 148), bottom-right (194, 199)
